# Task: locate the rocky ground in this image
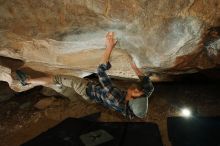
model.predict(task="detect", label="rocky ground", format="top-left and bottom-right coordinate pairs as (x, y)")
top-left (0, 78), bottom-right (219, 146)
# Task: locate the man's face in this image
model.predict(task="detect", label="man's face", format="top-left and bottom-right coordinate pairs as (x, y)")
top-left (130, 88), bottom-right (144, 98)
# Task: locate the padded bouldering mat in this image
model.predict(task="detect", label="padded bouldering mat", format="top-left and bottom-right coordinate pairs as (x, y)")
top-left (22, 115), bottom-right (163, 146)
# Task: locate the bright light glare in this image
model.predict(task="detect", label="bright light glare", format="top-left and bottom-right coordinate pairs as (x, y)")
top-left (181, 108), bottom-right (191, 117)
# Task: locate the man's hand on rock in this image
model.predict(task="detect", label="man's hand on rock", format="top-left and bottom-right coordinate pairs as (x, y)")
top-left (100, 32), bottom-right (117, 64)
top-left (105, 32), bottom-right (117, 49)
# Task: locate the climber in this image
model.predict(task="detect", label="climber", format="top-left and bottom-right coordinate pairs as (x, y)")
top-left (16, 32), bottom-right (154, 119)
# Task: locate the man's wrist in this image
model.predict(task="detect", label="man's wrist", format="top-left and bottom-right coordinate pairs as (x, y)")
top-left (106, 46), bottom-right (114, 50)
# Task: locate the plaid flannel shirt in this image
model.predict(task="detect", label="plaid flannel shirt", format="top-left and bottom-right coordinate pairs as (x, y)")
top-left (86, 62), bottom-right (154, 119)
top-left (87, 62), bottom-right (126, 115)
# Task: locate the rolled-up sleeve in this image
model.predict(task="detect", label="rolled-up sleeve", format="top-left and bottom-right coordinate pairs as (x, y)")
top-left (141, 76), bottom-right (154, 98)
top-left (97, 62), bottom-right (112, 90)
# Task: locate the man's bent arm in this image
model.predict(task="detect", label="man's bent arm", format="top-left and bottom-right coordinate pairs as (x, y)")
top-left (129, 57), bottom-right (154, 97)
top-left (129, 57), bottom-right (145, 80)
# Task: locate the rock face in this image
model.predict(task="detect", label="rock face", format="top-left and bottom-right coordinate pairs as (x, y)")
top-left (0, 0), bottom-right (220, 91)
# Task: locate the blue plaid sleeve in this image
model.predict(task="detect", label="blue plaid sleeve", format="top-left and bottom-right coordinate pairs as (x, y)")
top-left (142, 76), bottom-right (154, 98)
top-left (97, 62), bottom-right (112, 90)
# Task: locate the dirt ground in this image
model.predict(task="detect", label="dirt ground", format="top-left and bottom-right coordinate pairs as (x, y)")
top-left (0, 80), bottom-right (219, 146)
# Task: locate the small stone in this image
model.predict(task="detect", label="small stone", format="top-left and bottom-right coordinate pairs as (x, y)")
top-left (19, 102), bottom-right (32, 109)
top-left (34, 97), bottom-right (56, 110)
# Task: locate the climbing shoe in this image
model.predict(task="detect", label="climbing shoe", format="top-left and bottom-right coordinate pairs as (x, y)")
top-left (16, 70), bottom-right (29, 86)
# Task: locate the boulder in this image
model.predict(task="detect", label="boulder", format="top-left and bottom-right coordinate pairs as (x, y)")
top-left (0, 0), bottom-right (219, 87)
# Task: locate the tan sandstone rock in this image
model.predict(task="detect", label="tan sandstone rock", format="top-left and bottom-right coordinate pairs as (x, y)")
top-left (0, 0), bottom-right (219, 91)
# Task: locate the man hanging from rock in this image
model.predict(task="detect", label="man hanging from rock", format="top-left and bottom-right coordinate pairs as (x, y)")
top-left (16, 32), bottom-right (154, 119)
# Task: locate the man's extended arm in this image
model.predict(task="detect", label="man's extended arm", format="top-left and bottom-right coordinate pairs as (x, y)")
top-left (98, 32), bottom-right (117, 89)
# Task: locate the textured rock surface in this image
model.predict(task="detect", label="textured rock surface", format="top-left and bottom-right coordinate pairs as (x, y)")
top-left (0, 0), bottom-right (220, 90)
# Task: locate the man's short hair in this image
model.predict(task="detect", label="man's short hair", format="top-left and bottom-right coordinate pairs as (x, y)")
top-left (129, 82), bottom-right (143, 91)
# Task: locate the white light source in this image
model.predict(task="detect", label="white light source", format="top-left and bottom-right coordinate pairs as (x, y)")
top-left (181, 108), bottom-right (191, 117)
